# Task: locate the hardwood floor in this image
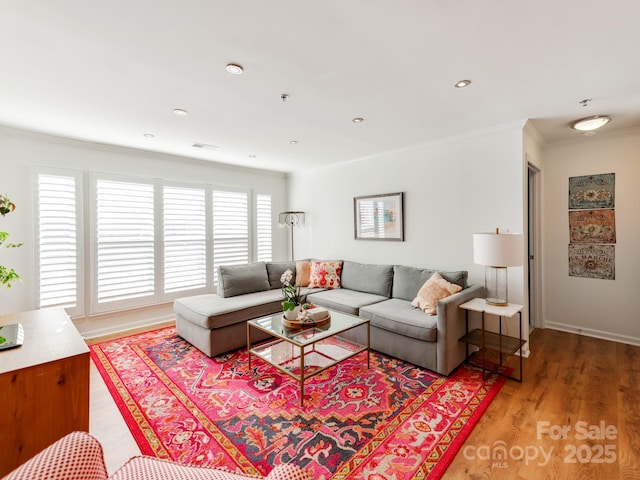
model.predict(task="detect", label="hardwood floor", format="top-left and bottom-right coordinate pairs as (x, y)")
top-left (89, 328), bottom-right (640, 479)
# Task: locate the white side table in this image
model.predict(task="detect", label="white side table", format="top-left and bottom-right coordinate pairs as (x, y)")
top-left (459, 297), bottom-right (525, 382)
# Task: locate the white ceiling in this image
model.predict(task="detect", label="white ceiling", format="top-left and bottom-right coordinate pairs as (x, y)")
top-left (2, 1), bottom-right (640, 173)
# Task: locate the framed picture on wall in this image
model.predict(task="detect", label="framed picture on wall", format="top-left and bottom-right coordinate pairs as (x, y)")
top-left (354, 192), bottom-right (404, 241)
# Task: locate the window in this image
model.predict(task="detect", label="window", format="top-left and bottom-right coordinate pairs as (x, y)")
top-left (163, 185), bottom-right (207, 294)
top-left (37, 173), bottom-right (81, 316)
top-left (256, 194), bottom-right (272, 262)
top-left (95, 178), bottom-right (155, 308)
top-left (35, 169), bottom-right (271, 317)
top-left (212, 190), bottom-right (248, 283)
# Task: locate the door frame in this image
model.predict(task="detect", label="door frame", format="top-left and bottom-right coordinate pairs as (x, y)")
top-left (527, 161), bottom-right (543, 329)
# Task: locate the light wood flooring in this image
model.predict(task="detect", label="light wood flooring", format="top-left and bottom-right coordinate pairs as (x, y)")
top-left (89, 328), bottom-right (640, 479)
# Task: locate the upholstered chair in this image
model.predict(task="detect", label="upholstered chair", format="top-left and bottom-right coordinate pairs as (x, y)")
top-left (2, 431), bottom-right (313, 480)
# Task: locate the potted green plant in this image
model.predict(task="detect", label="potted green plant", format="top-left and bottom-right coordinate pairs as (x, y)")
top-left (0, 194), bottom-right (22, 288)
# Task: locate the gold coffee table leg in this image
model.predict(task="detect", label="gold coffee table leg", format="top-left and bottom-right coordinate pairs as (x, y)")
top-left (299, 345), bottom-right (304, 406)
top-left (247, 323), bottom-right (251, 370)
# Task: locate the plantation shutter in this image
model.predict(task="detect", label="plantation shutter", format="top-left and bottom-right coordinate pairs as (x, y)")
top-left (37, 174), bottom-right (79, 313)
top-left (212, 190), bottom-right (248, 284)
top-left (163, 185), bottom-right (207, 293)
top-left (96, 179), bottom-right (155, 305)
top-left (256, 194), bottom-right (272, 262)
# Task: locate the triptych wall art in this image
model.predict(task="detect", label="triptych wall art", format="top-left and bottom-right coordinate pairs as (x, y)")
top-left (567, 173), bottom-right (615, 280)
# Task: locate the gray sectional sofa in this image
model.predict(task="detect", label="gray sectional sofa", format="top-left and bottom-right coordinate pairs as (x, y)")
top-left (174, 260), bottom-right (483, 375)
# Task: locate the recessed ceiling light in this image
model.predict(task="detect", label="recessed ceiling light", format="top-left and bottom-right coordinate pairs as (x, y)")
top-left (352, 117), bottom-right (364, 123)
top-left (454, 79), bottom-right (472, 88)
top-left (173, 108), bottom-right (188, 116)
top-left (143, 133), bottom-right (155, 138)
top-left (289, 140), bottom-right (298, 144)
top-left (226, 63), bottom-right (244, 74)
top-left (571, 115), bottom-right (612, 132)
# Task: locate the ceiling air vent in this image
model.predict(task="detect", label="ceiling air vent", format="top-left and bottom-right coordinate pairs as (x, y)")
top-left (192, 143), bottom-right (219, 150)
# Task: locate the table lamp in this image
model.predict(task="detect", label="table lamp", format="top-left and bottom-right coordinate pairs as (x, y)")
top-left (473, 228), bottom-right (523, 306)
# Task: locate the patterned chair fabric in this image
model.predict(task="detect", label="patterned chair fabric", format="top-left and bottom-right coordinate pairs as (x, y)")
top-left (2, 432), bottom-right (313, 480)
top-left (2, 432), bottom-right (109, 480)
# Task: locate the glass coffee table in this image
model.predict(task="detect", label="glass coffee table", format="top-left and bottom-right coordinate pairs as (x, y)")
top-left (247, 310), bottom-right (370, 406)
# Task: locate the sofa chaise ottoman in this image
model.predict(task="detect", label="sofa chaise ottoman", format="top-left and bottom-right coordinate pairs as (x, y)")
top-left (174, 261), bottom-right (323, 357)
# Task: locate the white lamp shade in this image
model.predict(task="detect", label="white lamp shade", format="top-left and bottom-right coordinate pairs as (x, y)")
top-left (278, 211), bottom-right (305, 227)
top-left (473, 232), bottom-right (524, 267)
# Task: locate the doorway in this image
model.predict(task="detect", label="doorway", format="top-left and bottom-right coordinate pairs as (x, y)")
top-left (527, 163), bottom-right (542, 329)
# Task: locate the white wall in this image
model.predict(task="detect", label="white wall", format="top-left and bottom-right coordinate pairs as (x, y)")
top-left (542, 131), bottom-right (640, 345)
top-left (289, 122), bottom-right (530, 350)
top-left (0, 127), bottom-right (288, 336)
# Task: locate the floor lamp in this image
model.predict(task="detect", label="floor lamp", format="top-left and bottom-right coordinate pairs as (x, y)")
top-left (278, 211), bottom-right (305, 261)
top-left (473, 228), bottom-right (523, 306)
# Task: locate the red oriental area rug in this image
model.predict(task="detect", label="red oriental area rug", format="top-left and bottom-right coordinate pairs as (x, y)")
top-left (90, 326), bottom-right (507, 479)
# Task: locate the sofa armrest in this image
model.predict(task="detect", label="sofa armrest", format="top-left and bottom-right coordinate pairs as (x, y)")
top-left (2, 432), bottom-right (108, 480)
top-left (435, 285), bottom-right (484, 375)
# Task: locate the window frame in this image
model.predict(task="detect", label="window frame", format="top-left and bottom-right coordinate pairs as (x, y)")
top-left (33, 169), bottom-right (273, 318)
top-left (33, 167), bottom-right (84, 318)
top-left (90, 172), bottom-right (158, 313)
top-left (159, 181), bottom-right (211, 302)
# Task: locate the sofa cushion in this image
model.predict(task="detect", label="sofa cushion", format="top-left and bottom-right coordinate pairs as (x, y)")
top-left (411, 272), bottom-right (462, 315)
top-left (175, 290), bottom-right (283, 328)
top-left (266, 261), bottom-right (296, 289)
top-left (217, 262), bottom-right (271, 298)
top-left (307, 289), bottom-right (387, 316)
top-left (438, 270), bottom-right (468, 290)
top-left (340, 260), bottom-right (394, 297)
top-left (392, 265), bottom-right (468, 301)
top-left (175, 286), bottom-right (325, 329)
top-left (359, 298), bottom-right (438, 342)
top-left (391, 265), bottom-right (434, 301)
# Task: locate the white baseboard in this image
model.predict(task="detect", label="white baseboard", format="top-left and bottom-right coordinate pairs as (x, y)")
top-left (75, 305), bottom-right (175, 340)
top-left (545, 321), bottom-right (640, 347)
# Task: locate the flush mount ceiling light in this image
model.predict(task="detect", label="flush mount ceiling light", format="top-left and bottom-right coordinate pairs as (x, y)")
top-left (225, 63), bottom-right (244, 74)
top-left (454, 79), bottom-right (472, 88)
top-left (571, 115), bottom-right (612, 132)
top-left (352, 117), bottom-right (364, 123)
top-left (173, 108), bottom-right (188, 116)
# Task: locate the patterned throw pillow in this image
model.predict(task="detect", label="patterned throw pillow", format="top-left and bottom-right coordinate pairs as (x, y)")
top-left (308, 261), bottom-right (342, 289)
top-left (411, 272), bottom-right (462, 315)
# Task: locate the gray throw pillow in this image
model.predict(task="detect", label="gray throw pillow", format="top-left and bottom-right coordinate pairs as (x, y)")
top-left (341, 260), bottom-right (394, 297)
top-left (392, 265), bottom-right (434, 301)
top-left (266, 261), bottom-right (297, 289)
top-left (217, 262), bottom-right (270, 298)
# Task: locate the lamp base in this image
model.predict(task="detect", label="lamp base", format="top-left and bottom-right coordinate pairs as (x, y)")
top-left (484, 298), bottom-right (508, 307)
top-left (484, 266), bottom-right (509, 307)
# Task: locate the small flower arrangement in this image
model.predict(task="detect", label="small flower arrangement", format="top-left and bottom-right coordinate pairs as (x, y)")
top-left (280, 269), bottom-right (300, 312)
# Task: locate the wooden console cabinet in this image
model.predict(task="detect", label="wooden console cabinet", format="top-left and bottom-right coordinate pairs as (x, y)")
top-left (0, 308), bottom-right (89, 476)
